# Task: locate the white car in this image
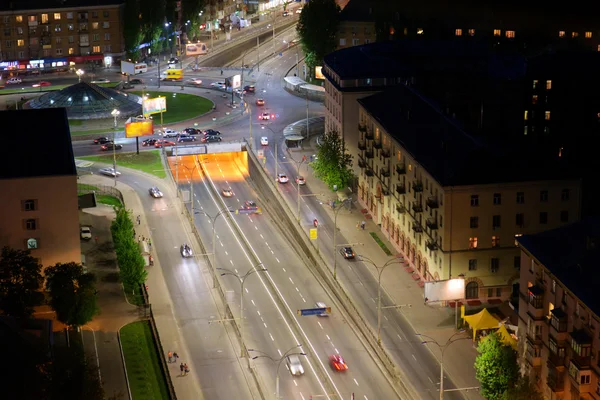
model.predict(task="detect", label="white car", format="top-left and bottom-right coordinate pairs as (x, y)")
top-left (80, 226), bottom-right (92, 240)
top-left (187, 78), bottom-right (203, 85)
top-left (286, 354), bottom-right (304, 376)
top-left (260, 137), bottom-right (268, 146)
top-left (6, 77), bottom-right (22, 84)
top-left (91, 78), bottom-right (110, 83)
top-left (211, 81), bottom-right (226, 89)
top-left (258, 112), bottom-right (272, 120)
top-left (277, 173), bottom-right (289, 183)
top-left (296, 8), bottom-right (303, 14)
top-left (99, 167), bottom-right (121, 177)
top-left (149, 187), bottom-right (163, 198)
top-left (162, 128), bottom-right (178, 138)
top-left (296, 176), bottom-right (306, 185)
top-left (222, 188), bottom-right (234, 197)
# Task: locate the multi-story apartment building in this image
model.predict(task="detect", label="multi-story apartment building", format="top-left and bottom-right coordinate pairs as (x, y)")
top-left (354, 85), bottom-right (581, 302)
top-left (335, 0), bottom-right (376, 50)
top-left (516, 218), bottom-right (600, 399)
top-left (0, 0), bottom-right (124, 72)
top-left (0, 109), bottom-right (80, 270)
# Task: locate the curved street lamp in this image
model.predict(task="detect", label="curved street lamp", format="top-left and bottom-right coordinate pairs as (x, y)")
top-left (76, 69), bottom-right (84, 83)
top-left (110, 109), bottom-right (120, 184)
top-left (249, 344), bottom-right (306, 399)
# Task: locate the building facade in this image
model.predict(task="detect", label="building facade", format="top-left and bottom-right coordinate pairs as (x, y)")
top-left (516, 219), bottom-right (600, 399)
top-left (0, 0), bottom-right (125, 71)
top-left (355, 87), bottom-right (581, 302)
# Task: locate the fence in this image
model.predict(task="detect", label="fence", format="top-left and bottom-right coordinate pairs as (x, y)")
top-left (77, 183), bottom-right (124, 204)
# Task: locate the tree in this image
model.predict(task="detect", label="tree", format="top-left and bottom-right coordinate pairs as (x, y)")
top-left (123, 0), bottom-right (144, 60)
top-left (111, 207), bottom-right (147, 289)
top-left (283, 1), bottom-right (293, 11)
top-left (296, 0), bottom-right (340, 80)
top-left (312, 131), bottom-right (354, 190)
top-left (474, 332), bottom-right (519, 400)
top-left (502, 375), bottom-right (543, 400)
top-left (0, 246), bottom-right (44, 317)
top-left (45, 262), bottom-right (98, 328)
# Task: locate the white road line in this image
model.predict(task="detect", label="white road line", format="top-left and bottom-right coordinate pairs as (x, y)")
top-left (245, 287), bottom-right (249, 293)
top-left (251, 300), bottom-right (256, 306)
top-left (282, 268), bottom-right (286, 272)
top-left (260, 234), bottom-right (264, 239)
top-left (318, 322), bottom-right (323, 329)
top-left (276, 258), bottom-right (280, 263)
top-left (229, 260), bottom-right (234, 265)
top-left (354, 378), bottom-right (359, 386)
top-left (428, 376), bottom-right (434, 384)
top-left (326, 335), bottom-right (330, 340)
top-left (412, 354), bottom-right (417, 361)
top-left (278, 349), bottom-right (282, 356)
top-left (264, 323), bottom-right (269, 328)
top-left (397, 334), bottom-right (402, 340)
top-left (294, 380), bottom-right (298, 386)
top-left (257, 310), bottom-right (261, 316)
top-left (384, 315), bottom-right (388, 321)
top-left (335, 348), bottom-right (340, 354)
top-left (269, 332), bottom-right (274, 341)
top-left (289, 277), bottom-right (294, 284)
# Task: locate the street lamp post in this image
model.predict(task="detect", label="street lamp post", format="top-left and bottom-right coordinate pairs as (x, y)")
top-left (110, 109), bottom-right (120, 185)
top-left (165, 22), bottom-right (172, 56)
top-left (195, 208), bottom-right (234, 288)
top-left (249, 345), bottom-right (306, 399)
top-left (179, 164), bottom-right (198, 214)
top-left (76, 69), bottom-right (84, 83)
top-left (332, 197), bottom-right (353, 279)
top-left (218, 265), bottom-right (267, 357)
top-left (358, 255), bottom-right (404, 344)
top-left (416, 330), bottom-right (469, 400)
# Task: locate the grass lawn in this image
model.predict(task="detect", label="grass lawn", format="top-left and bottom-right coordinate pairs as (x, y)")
top-left (70, 126), bottom-right (119, 136)
top-left (77, 183), bottom-right (100, 194)
top-left (131, 90), bottom-right (213, 124)
top-left (78, 150), bottom-right (166, 179)
top-left (97, 194), bottom-right (122, 207)
top-left (120, 321), bottom-right (170, 400)
top-left (369, 232), bottom-right (394, 256)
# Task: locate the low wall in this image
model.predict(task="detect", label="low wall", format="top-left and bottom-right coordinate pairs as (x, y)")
top-left (283, 77), bottom-right (325, 102)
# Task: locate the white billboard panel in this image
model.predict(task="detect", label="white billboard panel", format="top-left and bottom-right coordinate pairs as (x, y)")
top-left (121, 61), bottom-right (135, 75)
top-left (424, 278), bottom-right (465, 302)
top-left (186, 42), bottom-right (208, 56)
top-left (226, 74), bottom-right (241, 89)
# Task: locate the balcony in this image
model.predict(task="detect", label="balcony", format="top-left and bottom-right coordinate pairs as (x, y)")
top-left (381, 185), bottom-right (391, 196)
top-left (396, 164), bottom-right (406, 175)
top-left (358, 141), bottom-right (366, 150)
top-left (549, 308), bottom-right (569, 342)
top-left (365, 167), bottom-right (374, 177)
top-left (426, 197), bottom-right (439, 209)
top-left (357, 158), bottom-right (366, 168)
top-left (570, 329), bottom-right (593, 368)
top-left (412, 181), bottom-right (423, 192)
top-left (373, 141), bottom-right (382, 149)
top-left (396, 203), bottom-right (406, 213)
top-left (526, 285), bottom-right (545, 320)
top-left (426, 219), bottom-right (438, 230)
top-left (382, 148), bottom-right (391, 158)
top-left (412, 202), bottom-right (423, 213)
top-left (358, 123), bottom-right (366, 132)
top-left (526, 347), bottom-right (542, 367)
top-left (547, 351), bottom-right (566, 368)
top-left (412, 222), bottom-right (423, 233)
top-left (365, 151), bottom-right (374, 159)
top-left (381, 168), bottom-right (391, 178)
top-left (425, 240), bottom-right (438, 250)
top-left (365, 130), bottom-right (374, 140)
top-left (547, 370), bottom-right (565, 392)
top-left (396, 184), bottom-right (406, 195)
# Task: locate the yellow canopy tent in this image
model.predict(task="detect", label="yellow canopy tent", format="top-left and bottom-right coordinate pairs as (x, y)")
top-left (495, 324), bottom-right (517, 350)
top-left (463, 308), bottom-right (500, 340)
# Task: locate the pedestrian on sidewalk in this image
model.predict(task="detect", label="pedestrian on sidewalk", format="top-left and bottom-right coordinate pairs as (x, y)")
top-left (361, 221), bottom-right (366, 230)
top-left (137, 215), bottom-right (141, 225)
top-left (184, 363), bottom-right (190, 375)
top-left (148, 238), bottom-right (152, 248)
top-left (138, 235), bottom-right (142, 242)
top-left (167, 351), bottom-right (173, 363)
top-left (149, 255), bottom-right (154, 266)
top-left (220, 69), bottom-right (223, 76)
top-left (180, 363), bottom-right (184, 376)
top-left (173, 352), bottom-right (179, 362)
top-left (133, 229), bottom-right (136, 239)
top-left (142, 235), bottom-right (145, 242)
top-left (94, 236), bottom-right (99, 244)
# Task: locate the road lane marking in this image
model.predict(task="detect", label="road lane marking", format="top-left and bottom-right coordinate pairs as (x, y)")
top-left (295, 287), bottom-right (299, 292)
top-left (397, 334), bottom-right (402, 340)
top-left (282, 268), bottom-right (286, 272)
top-left (294, 380), bottom-right (298, 386)
top-left (278, 349), bottom-right (282, 356)
top-left (265, 323), bottom-right (269, 329)
top-left (384, 315), bottom-right (388, 321)
top-left (335, 348), bottom-right (339, 354)
top-left (257, 310), bottom-right (261, 316)
top-left (354, 378), bottom-right (359, 386)
top-left (289, 277), bottom-right (294, 284)
top-left (269, 332), bottom-right (274, 341)
top-left (245, 287), bottom-right (249, 293)
top-left (251, 300), bottom-right (256, 306)
top-left (326, 335), bottom-right (330, 340)
top-left (276, 258), bottom-right (280, 263)
top-left (260, 234), bottom-right (264, 239)
top-left (318, 322), bottom-right (323, 329)
top-left (412, 354), bottom-right (417, 361)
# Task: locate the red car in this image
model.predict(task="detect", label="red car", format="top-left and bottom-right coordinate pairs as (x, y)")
top-left (32, 81), bottom-right (51, 87)
top-left (154, 140), bottom-right (176, 148)
top-left (329, 354), bottom-right (348, 371)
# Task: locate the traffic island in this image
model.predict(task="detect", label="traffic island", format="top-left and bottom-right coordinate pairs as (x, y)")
top-left (78, 150), bottom-right (166, 179)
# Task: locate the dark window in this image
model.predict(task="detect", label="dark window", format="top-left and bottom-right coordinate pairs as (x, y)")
top-left (23, 199), bottom-right (36, 211)
top-left (25, 219), bottom-right (37, 230)
top-left (514, 256), bottom-right (521, 269)
top-left (466, 281), bottom-right (479, 299)
top-left (561, 189), bottom-right (570, 201)
top-left (540, 190), bottom-right (548, 202)
top-left (470, 195), bottom-right (479, 206)
top-left (560, 210), bottom-right (568, 223)
top-left (488, 288), bottom-right (493, 298)
top-left (540, 212), bottom-right (548, 224)
top-left (490, 258), bottom-right (500, 273)
top-left (493, 193), bottom-right (501, 205)
top-left (492, 215), bottom-right (501, 228)
top-left (516, 213), bottom-right (524, 227)
top-left (516, 192), bottom-right (525, 204)
top-left (496, 288), bottom-right (502, 297)
top-left (470, 216), bottom-right (479, 228)
top-left (91, 11), bottom-right (98, 18)
top-left (103, 11), bottom-right (109, 18)
top-left (468, 259), bottom-right (477, 270)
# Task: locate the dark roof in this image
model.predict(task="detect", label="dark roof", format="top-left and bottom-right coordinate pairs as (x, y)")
top-left (358, 86), bottom-right (574, 186)
top-left (0, 0), bottom-right (123, 11)
top-left (324, 40), bottom-right (526, 81)
top-left (0, 109), bottom-right (76, 179)
top-left (517, 218), bottom-right (600, 317)
top-left (338, 0), bottom-right (376, 22)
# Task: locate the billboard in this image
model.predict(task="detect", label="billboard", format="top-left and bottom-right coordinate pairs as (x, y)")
top-left (225, 74), bottom-right (241, 89)
top-left (423, 278), bottom-right (465, 302)
top-left (315, 66), bottom-right (325, 80)
top-left (186, 42), bottom-right (208, 56)
top-left (121, 60), bottom-right (135, 75)
top-left (125, 119), bottom-right (154, 138)
top-left (143, 96), bottom-right (167, 116)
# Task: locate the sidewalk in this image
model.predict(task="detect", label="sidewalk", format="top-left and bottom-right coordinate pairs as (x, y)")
top-left (284, 137), bottom-right (485, 400)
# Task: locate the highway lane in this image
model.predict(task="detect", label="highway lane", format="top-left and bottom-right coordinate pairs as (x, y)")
top-left (189, 152), bottom-right (400, 400)
top-left (89, 165), bottom-right (255, 399)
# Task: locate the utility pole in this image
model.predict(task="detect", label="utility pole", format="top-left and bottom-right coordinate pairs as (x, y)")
top-left (272, 13), bottom-right (276, 57)
top-left (256, 36), bottom-right (260, 72)
top-left (305, 92), bottom-right (309, 140)
top-left (157, 58), bottom-right (161, 88)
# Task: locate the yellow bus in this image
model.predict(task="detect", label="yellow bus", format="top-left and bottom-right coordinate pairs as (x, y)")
top-left (163, 68), bottom-right (183, 81)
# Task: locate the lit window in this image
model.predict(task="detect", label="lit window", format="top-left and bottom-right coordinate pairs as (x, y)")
top-left (524, 126), bottom-right (528, 135)
top-left (532, 80), bottom-right (538, 89)
top-left (17, 39), bottom-right (24, 47)
top-left (545, 111), bottom-right (551, 120)
top-left (68, 47), bottom-right (74, 54)
top-left (28, 15), bottom-right (36, 23)
top-left (532, 95), bottom-right (538, 104)
top-left (417, 28), bottom-right (423, 35)
top-left (41, 14), bottom-right (49, 24)
top-left (559, 31), bottom-right (565, 38)
top-left (92, 22), bottom-right (99, 29)
top-left (585, 31), bottom-right (592, 39)
top-left (492, 236), bottom-right (500, 247)
top-left (54, 13), bottom-right (61, 20)
top-left (598, 44), bottom-right (600, 52)
top-left (572, 32), bottom-right (579, 38)
top-left (524, 110), bottom-right (528, 120)
top-left (493, 29), bottom-right (501, 36)
top-left (92, 45), bottom-right (100, 53)
top-left (469, 237), bottom-right (478, 249)
top-left (455, 29), bottom-right (462, 36)
top-left (505, 30), bottom-right (515, 38)
top-left (468, 29), bottom-right (475, 36)
top-left (546, 80), bottom-right (552, 90)
top-left (15, 15), bottom-right (23, 22)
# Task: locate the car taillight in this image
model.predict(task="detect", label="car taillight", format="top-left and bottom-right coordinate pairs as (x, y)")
top-left (271, 114), bottom-right (275, 119)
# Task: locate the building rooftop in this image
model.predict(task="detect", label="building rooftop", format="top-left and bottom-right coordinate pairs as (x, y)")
top-left (517, 218), bottom-right (600, 317)
top-left (0, 0), bottom-right (123, 12)
top-left (324, 39), bottom-right (525, 82)
top-left (338, 0), bottom-right (376, 22)
top-left (357, 86), bottom-right (573, 187)
top-left (0, 109), bottom-right (76, 179)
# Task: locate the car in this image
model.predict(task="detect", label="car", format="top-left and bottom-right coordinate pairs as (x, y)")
top-left (80, 226), bottom-right (92, 240)
top-left (203, 129), bottom-right (221, 136)
top-left (244, 200), bottom-right (258, 210)
top-left (286, 355), bottom-right (304, 376)
top-left (154, 140), bottom-right (176, 147)
top-left (101, 143), bottom-right (123, 151)
top-left (277, 173), bottom-right (289, 183)
top-left (129, 78), bottom-right (144, 84)
top-left (260, 137), bottom-right (268, 146)
top-left (316, 301), bottom-right (329, 317)
top-left (329, 354), bottom-right (348, 371)
top-left (296, 176), bottom-right (306, 185)
top-left (6, 77), bottom-right (22, 84)
top-left (149, 187), bottom-right (163, 198)
top-left (180, 243), bottom-right (193, 257)
top-left (187, 78), bottom-right (203, 85)
top-left (244, 85), bottom-right (255, 93)
top-left (142, 138), bottom-right (158, 146)
top-left (296, 8), bottom-right (303, 13)
top-left (339, 246), bottom-right (355, 259)
top-left (178, 135), bottom-right (196, 143)
top-left (256, 98), bottom-right (265, 106)
top-left (91, 78), bottom-right (110, 83)
top-left (162, 128), bottom-right (178, 138)
top-left (211, 81), bottom-right (226, 88)
top-left (222, 187), bottom-right (234, 197)
top-left (99, 167), bottom-right (121, 177)
top-left (32, 81), bottom-right (51, 87)
top-left (282, 11), bottom-right (290, 17)
top-left (93, 136), bottom-right (111, 144)
top-left (258, 112), bottom-right (273, 120)
top-left (202, 135), bottom-right (222, 143)
top-left (234, 88), bottom-right (244, 97)
top-left (183, 127), bottom-right (201, 135)
top-left (169, 57), bottom-right (180, 65)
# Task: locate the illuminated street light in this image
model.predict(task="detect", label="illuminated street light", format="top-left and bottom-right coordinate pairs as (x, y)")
top-left (76, 69), bottom-right (84, 83)
top-left (110, 109), bottom-right (120, 186)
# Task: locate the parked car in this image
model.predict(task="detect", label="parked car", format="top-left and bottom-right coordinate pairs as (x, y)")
top-left (149, 187), bottom-right (163, 198)
top-left (202, 135), bottom-right (222, 143)
top-left (154, 140), bottom-right (176, 147)
top-left (180, 243), bottom-right (192, 257)
top-left (178, 135), bottom-right (196, 143)
top-left (222, 188), bottom-right (234, 197)
top-left (282, 11), bottom-right (290, 17)
top-left (129, 78), bottom-right (144, 84)
top-left (142, 138), bottom-right (158, 146)
top-left (162, 128), bottom-right (178, 138)
top-left (6, 77), bottom-right (22, 84)
top-left (101, 143), bottom-right (123, 151)
top-left (99, 167), bottom-right (121, 177)
top-left (183, 127), bottom-right (201, 135)
top-left (203, 129), bottom-right (221, 136)
top-left (286, 355), bottom-right (304, 376)
top-left (93, 136), bottom-right (111, 144)
top-left (260, 137), bottom-right (269, 146)
top-left (80, 226), bottom-right (92, 240)
top-left (296, 8), bottom-right (303, 13)
top-left (329, 354), bottom-right (348, 371)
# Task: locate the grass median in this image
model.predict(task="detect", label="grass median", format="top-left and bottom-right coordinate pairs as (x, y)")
top-left (131, 91), bottom-right (213, 124)
top-left (78, 150), bottom-right (166, 179)
top-left (120, 321), bottom-right (169, 400)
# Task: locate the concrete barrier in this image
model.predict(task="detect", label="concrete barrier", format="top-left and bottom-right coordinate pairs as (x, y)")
top-left (283, 76), bottom-right (325, 102)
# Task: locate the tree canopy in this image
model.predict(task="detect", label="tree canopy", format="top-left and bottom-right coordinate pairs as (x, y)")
top-left (0, 246), bottom-right (44, 317)
top-left (474, 332), bottom-right (519, 400)
top-left (111, 206), bottom-right (147, 290)
top-left (502, 375), bottom-right (543, 400)
top-left (45, 262), bottom-right (98, 328)
top-left (312, 131), bottom-right (354, 190)
top-left (296, 0), bottom-right (340, 79)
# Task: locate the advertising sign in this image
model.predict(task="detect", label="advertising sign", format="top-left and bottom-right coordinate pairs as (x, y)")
top-left (315, 66), bottom-right (325, 80)
top-left (186, 42), bottom-right (208, 56)
top-left (309, 228), bottom-right (318, 240)
top-left (125, 119), bottom-right (154, 138)
top-left (225, 74), bottom-right (242, 89)
top-left (121, 61), bottom-right (135, 75)
top-left (143, 96), bottom-right (167, 116)
top-left (423, 278), bottom-right (466, 302)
